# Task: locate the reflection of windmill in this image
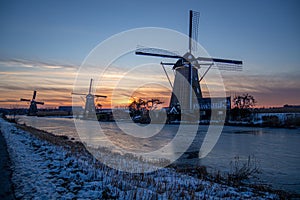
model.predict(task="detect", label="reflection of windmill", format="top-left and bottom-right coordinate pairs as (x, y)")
top-left (72, 79), bottom-right (107, 119)
top-left (136, 10), bottom-right (242, 112)
top-left (20, 90), bottom-right (44, 116)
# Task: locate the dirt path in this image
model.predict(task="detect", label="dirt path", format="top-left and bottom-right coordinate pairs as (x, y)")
top-left (0, 130), bottom-right (15, 200)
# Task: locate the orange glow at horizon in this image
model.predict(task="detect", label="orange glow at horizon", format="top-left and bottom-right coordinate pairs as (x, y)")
top-left (0, 58), bottom-right (299, 109)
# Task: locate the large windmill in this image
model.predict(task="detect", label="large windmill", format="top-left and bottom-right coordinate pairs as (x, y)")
top-left (72, 79), bottom-right (107, 119)
top-left (136, 10), bottom-right (242, 115)
top-left (20, 90), bottom-right (44, 116)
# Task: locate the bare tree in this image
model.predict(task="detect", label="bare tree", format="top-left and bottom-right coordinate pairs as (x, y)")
top-left (233, 93), bottom-right (257, 109)
top-left (128, 98), bottom-right (163, 123)
top-left (231, 94), bottom-right (257, 121)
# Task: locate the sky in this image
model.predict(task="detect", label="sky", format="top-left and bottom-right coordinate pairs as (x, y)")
top-left (0, 0), bottom-right (299, 108)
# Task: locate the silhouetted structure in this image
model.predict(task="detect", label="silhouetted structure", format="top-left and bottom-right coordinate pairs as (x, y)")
top-left (72, 79), bottom-right (107, 119)
top-left (136, 10), bottom-right (242, 118)
top-left (20, 90), bottom-right (44, 116)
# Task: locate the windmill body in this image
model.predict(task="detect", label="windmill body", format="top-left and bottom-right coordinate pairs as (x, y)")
top-left (20, 90), bottom-right (44, 116)
top-left (169, 56), bottom-right (202, 112)
top-left (84, 94), bottom-right (96, 118)
top-left (28, 101), bottom-right (38, 116)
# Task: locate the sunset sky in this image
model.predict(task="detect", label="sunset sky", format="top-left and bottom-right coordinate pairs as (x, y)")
top-left (1, 0), bottom-right (299, 109)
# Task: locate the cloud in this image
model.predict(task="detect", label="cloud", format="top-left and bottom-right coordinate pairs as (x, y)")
top-left (0, 99), bottom-right (22, 103)
top-left (221, 71), bottom-right (300, 107)
top-left (1, 55), bottom-right (299, 108)
top-left (0, 58), bottom-right (78, 70)
top-left (223, 72), bottom-right (300, 92)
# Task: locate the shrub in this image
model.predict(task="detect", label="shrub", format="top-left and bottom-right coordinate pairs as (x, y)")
top-left (227, 155), bottom-right (260, 186)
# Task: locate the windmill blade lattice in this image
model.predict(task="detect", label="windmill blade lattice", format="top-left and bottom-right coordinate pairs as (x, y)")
top-left (189, 10), bottom-right (200, 52)
top-left (136, 47), bottom-right (182, 59)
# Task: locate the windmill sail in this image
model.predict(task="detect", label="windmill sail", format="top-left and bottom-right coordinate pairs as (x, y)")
top-left (189, 10), bottom-right (200, 52)
top-left (136, 48), bottom-right (243, 71)
top-left (197, 56), bottom-right (243, 71)
top-left (32, 90), bottom-right (37, 100)
top-left (71, 92), bottom-right (87, 96)
top-left (20, 98), bottom-right (31, 102)
top-left (95, 94), bottom-right (107, 98)
top-left (136, 47), bottom-right (182, 59)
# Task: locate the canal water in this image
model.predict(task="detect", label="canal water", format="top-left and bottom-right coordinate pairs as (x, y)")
top-left (17, 115), bottom-right (300, 193)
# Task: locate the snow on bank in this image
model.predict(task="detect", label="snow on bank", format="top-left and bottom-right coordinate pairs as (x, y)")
top-left (0, 118), bottom-right (279, 199)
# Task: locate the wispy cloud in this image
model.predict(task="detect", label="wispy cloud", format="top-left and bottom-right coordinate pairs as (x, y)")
top-left (223, 72), bottom-right (300, 92)
top-left (0, 99), bottom-right (23, 103)
top-left (0, 58), bottom-right (80, 108)
top-left (221, 71), bottom-right (300, 106)
top-left (0, 58), bottom-right (78, 70)
top-left (1, 56), bottom-right (299, 108)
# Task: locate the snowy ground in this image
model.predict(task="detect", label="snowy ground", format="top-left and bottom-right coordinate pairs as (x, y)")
top-left (0, 118), bottom-right (280, 199)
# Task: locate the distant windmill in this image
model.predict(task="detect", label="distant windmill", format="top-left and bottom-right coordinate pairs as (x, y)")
top-left (20, 90), bottom-right (44, 116)
top-left (72, 78), bottom-right (107, 119)
top-left (136, 10), bottom-right (242, 113)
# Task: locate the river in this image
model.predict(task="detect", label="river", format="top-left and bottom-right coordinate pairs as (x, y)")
top-left (16, 115), bottom-right (300, 193)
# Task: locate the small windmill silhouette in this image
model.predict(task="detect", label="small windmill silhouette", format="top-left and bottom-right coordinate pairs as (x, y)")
top-left (20, 90), bottom-right (44, 116)
top-left (72, 79), bottom-right (107, 119)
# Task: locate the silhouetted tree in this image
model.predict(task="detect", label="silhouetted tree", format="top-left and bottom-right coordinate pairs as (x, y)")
top-left (128, 98), bottom-right (163, 123)
top-left (232, 94), bottom-right (257, 121)
top-left (233, 93), bottom-right (256, 109)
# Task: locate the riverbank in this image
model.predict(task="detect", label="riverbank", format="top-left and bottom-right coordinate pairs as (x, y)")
top-left (1, 117), bottom-right (298, 199)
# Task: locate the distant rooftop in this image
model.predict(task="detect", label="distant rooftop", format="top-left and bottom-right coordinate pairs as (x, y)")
top-left (283, 104), bottom-right (300, 108)
top-left (254, 105), bottom-right (300, 113)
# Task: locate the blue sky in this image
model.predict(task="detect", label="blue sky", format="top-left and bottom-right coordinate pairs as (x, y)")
top-left (0, 0), bottom-right (299, 107)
